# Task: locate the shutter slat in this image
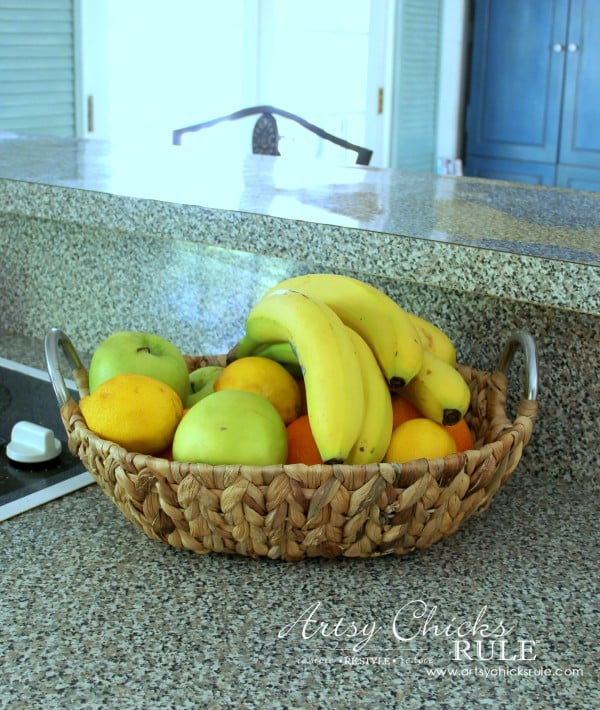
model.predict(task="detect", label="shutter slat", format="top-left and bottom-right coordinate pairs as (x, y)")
top-left (0, 79), bottom-right (72, 92)
top-left (0, 10), bottom-right (72, 22)
top-left (0, 0), bottom-right (70, 10)
top-left (0, 93), bottom-right (73, 108)
top-left (0, 32), bottom-right (73, 45)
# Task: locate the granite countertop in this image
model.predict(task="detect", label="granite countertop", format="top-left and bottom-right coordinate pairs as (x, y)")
top-left (0, 337), bottom-right (597, 709)
top-left (1, 134), bottom-right (598, 320)
top-left (0, 136), bottom-right (598, 707)
top-left (1, 468), bottom-right (596, 709)
top-left (0, 132), bottom-right (598, 264)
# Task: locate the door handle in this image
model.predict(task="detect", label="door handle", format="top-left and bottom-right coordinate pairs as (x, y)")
top-left (567, 42), bottom-right (579, 52)
top-left (552, 43), bottom-right (565, 52)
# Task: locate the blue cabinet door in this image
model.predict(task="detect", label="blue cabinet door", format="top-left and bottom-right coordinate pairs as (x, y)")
top-left (559, 0), bottom-right (600, 168)
top-left (466, 0), bottom-right (569, 163)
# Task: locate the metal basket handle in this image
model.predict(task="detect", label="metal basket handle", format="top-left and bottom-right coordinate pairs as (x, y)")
top-left (44, 327), bottom-right (85, 408)
top-left (497, 330), bottom-right (538, 401)
top-left (45, 327), bottom-right (538, 410)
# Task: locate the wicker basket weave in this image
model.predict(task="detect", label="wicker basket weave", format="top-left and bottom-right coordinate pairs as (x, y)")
top-left (45, 329), bottom-right (538, 561)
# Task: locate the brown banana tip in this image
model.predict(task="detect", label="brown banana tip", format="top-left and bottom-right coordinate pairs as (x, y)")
top-left (388, 376), bottom-right (406, 392)
top-left (442, 409), bottom-right (462, 426)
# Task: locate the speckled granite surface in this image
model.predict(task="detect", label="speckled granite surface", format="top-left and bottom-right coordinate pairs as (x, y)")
top-left (0, 135), bottom-right (598, 708)
top-left (1, 133), bottom-right (598, 261)
top-left (0, 461), bottom-right (597, 708)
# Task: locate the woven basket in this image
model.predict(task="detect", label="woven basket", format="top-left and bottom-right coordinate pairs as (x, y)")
top-left (45, 329), bottom-right (538, 561)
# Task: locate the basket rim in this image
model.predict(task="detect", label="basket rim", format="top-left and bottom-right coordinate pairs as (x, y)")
top-left (59, 356), bottom-right (537, 488)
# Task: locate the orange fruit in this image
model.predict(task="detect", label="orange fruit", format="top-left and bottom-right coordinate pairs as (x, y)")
top-left (384, 418), bottom-right (457, 463)
top-left (80, 373), bottom-right (183, 455)
top-left (444, 419), bottom-right (475, 452)
top-left (285, 414), bottom-right (323, 465)
top-left (391, 395), bottom-right (422, 430)
top-left (214, 356), bottom-right (302, 424)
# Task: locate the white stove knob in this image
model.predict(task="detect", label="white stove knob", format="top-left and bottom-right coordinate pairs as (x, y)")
top-left (6, 421), bottom-right (63, 464)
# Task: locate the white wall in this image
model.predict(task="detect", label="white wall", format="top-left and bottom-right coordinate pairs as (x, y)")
top-left (436, 0), bottom-right (469, 164)
top-left (78, 0), bottom-right (468, 166)
top-left (79, 0), bottom-right (249, 145)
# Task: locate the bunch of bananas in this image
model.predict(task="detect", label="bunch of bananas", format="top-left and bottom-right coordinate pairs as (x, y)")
top-left (228, 273), bottom-right (470, 465)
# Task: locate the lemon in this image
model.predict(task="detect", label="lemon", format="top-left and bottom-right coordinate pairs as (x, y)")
top-left (80, 373), bottom-right (183, 455)
top-left (384, 417), bottom-right (457, 463)
top-left (214, 355), bottom-right (302, 424)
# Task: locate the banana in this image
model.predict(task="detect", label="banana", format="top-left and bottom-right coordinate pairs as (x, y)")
top-left (407, 312), bottom-right (457, 366)
top-left (344, 328), bottom-right (393, 465)
top-left (263, 273), bottom-right (423, 391)
top-left (245, 289), bottom-right (364, 464)
top-left (401, 349), bottom-right (471, 425)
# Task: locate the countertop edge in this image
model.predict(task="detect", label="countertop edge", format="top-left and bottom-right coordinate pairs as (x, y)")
top-left (1, 177), bottom-right (598, 315)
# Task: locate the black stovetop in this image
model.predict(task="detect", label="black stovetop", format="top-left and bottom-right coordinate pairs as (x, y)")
top-left (0, 360), bottom-right (93, 521)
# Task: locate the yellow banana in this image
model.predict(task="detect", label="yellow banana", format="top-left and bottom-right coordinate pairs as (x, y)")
top-left (407, 312), bottom-right (457, 366)
top-left (401, 349), bottom-right (471, 425)
top-left (245, 289), bottom-right (364, 464)
top-left (263, 273), bottom-right (423, 391)
top-left (344, 328), bottom-right (393, 465)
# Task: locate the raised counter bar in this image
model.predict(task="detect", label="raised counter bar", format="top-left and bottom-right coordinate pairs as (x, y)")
top-left (0, 134), bottom-right (598, 313)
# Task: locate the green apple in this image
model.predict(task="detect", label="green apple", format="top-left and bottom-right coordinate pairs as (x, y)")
top-left (88, 331), bottom-right (190, 404)
top-left (172, 389), bottom-right (287, 465)
top-left (186, 365), bottom-right (224, 408)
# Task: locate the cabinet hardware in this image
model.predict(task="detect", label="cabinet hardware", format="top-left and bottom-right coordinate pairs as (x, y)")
top-left (87, 96), bottom-right (94, 133)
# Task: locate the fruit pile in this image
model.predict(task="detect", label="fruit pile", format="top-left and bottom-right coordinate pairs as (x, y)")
top-left (80, 273), bottom-right (475, 466)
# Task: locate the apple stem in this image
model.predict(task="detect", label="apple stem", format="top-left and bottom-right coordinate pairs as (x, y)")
top-left (136, 346), bottom-right (151, 354)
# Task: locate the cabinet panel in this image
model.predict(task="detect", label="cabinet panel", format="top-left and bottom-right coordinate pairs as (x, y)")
top-left (559, 0), bottom-right (600, 167)
top-left (556, 164), bottom-right (600, 191)
top-left (466, 0), bottom-right (569, 163)
top-left (464, 156), bottom-right (556, 186)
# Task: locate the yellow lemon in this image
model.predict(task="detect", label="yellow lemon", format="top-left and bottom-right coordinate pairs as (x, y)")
top-left (384, 417), bottom-right (457, 463)
top-left (80, 373), bottom-right (183, 455)
top-left (214, 356), bottom-right (302, 424)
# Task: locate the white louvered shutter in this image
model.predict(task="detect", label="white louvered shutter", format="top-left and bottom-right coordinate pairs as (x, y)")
top-left (390, 0), bottom-right (441, 171)
top-left (0, 0), bottom-right (77, 137)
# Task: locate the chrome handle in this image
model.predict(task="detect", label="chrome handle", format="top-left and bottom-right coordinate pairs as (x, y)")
top-left (44, 328), bottom-right (84, 408)
top-left (567, 42), bottom-right (579, 52)
top-left (497, 330), bottom-right (539, 401)
top-left (552, 43), bottom-right (565, 53)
